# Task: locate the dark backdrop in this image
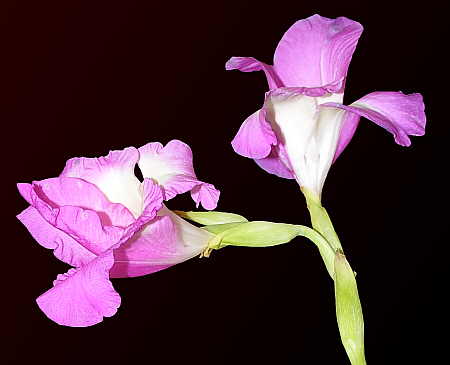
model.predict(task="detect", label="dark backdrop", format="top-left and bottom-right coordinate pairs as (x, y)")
top-left (2, 1), bottom-right (448, 364)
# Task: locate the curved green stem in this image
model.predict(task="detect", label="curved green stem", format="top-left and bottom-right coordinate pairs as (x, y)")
top-left (301, 187), bottom-right (367, 365)
top-left (202, 220), bottom-right (335, 278)
top-left (295, 224), bottom-right (336, 279)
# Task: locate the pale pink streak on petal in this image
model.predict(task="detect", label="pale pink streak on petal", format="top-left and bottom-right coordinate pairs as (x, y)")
top-left (17, 206), bottom-right (96, 267)
top-left (61, 147), bottom-right (142, 217)
top-left (36, 249), bottom-right (121, 327)
top-left (225, 57), bottom-right (283, 89)
top-left (111, 215), bottom-right (176, 277)
top-left (231, 109), bottom-right (277, 159)
top-left (323, 92), bottom-right (426, 158)
top-left (138, 140), bottom-right (219, 209)
top-left (111, 207), bottom-right (211, 278)
top-left (273, 14), bottom-right (363, 90)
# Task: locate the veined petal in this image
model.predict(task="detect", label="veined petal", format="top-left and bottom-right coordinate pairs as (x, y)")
top-left (231, 109), bottom-right (277, 159)
top-left (36, 249), bottom-right (120, 327)
top-left (111, 206), bottom-right (212, 278)
top-left (29, 184), bottom-right (125, 254)
top-left (61, 147), bottom-right (143, 218)
top-left (225, 57), bottom-right (283, 89)
top-left (139, 178), bottom-right (165, 221)
top-left (29, 177), bottom-right (135, 227)
top-left (265, 88), bottom-right (345, 196)
top-left (138, 140), bottom-right (219, 210)
top-left (323, 91), bottom-right (426, 158)
top-left (273, 14), bottom-right (363, 90)
top-left (17, 206), bottom-right (96, 267)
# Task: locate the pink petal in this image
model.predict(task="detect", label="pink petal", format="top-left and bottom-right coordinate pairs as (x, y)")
top-left (191, 182), bottom-right (220, 210)
top-left (36, 249), bottom-right (121, 327)
top-left (29, 177), bottom-right (165, 253)
top-left (139, 178), bottom-right (165, 221)
top-left (231, 109), bottom-right (277, 159)
top-left (266, 86), bottom-right (337, 98)
top-left (159, 175), bottom-right (198, 201)
top-left (157, 174), bottom-right (220, 210)
top-left (32, 184), bottom-right (163, 327)
top-left (225, 57), bottom-right (283, 89)
top-left (323, 91), bottom-right (426, 159)
top-left (254, 146), bottom-right (295, 179)
top-left (17, 183), bottom-right (32, 204)
top-left (17, 206), bottom-right (96, 267)
top-left (273, 14), bottom-right (363, 90)
top-left (138, 140), bottom-right (195, 183)
top-left (138, 140), bottom-right (220, 209)
top-left (31, 177), bottom-right (135, 227)
top-left (32, 194), bottom-right (163, 327)
top-left (111, 207), bottom-right (211, 278)
top-left (30, 184), bottom-right (125, 254)
top-left (332, 112), bottom-right (360, 162)
top-left (111, 215), bottom-right (177, 277)
top-left (61, 147), bottom-right (143, 217)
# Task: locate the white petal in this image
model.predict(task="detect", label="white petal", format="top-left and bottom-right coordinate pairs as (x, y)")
top-left (265, 92), bottom-right (344, 197)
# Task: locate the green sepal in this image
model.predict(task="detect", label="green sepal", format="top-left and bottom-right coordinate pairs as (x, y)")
top-left (334, 251), bottom-right (366, 365)
top-left (208, 221), bottom-right (302, 248)
top-left (174, 210), bottom-right (248, 225)
top-left (202, 222), bottom-right (247, 235)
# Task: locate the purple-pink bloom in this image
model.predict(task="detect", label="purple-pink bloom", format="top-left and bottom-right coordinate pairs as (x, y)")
top-left (227, 14), bottom-right (426, 198)
top-left (17, 140), bottom-right (220, 327)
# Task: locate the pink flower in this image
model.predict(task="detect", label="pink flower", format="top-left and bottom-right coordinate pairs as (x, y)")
top-left (17, 140), bottom-right (220, 327)
top-left (227, 14), bottom-right (426, 198)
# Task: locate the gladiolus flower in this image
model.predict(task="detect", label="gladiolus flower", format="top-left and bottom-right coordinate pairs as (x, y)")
top-left (17, 140), bottom-right (219, 327)
top-left (227, 14), bottom-right (426, 199)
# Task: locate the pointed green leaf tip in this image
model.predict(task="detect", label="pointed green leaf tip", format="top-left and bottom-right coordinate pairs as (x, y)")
top-left (334, 251), bottom-right (366, 365)
top-left (174, 210), bottom-right (248, 225)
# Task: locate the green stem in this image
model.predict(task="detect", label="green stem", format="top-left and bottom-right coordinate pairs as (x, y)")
top-left (295, 224), bottom-right (336, 279)
top-left (302, 187), bottom-right (342, 252)
top-left (301, 187), bottom-right (367, 365)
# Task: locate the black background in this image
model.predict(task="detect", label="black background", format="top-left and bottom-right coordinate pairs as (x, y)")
top-left (2, 1), bottom-right (448, 364)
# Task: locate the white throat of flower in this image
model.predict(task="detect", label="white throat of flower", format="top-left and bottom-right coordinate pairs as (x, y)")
top-left (265, 92), bottom-right (345, 199)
